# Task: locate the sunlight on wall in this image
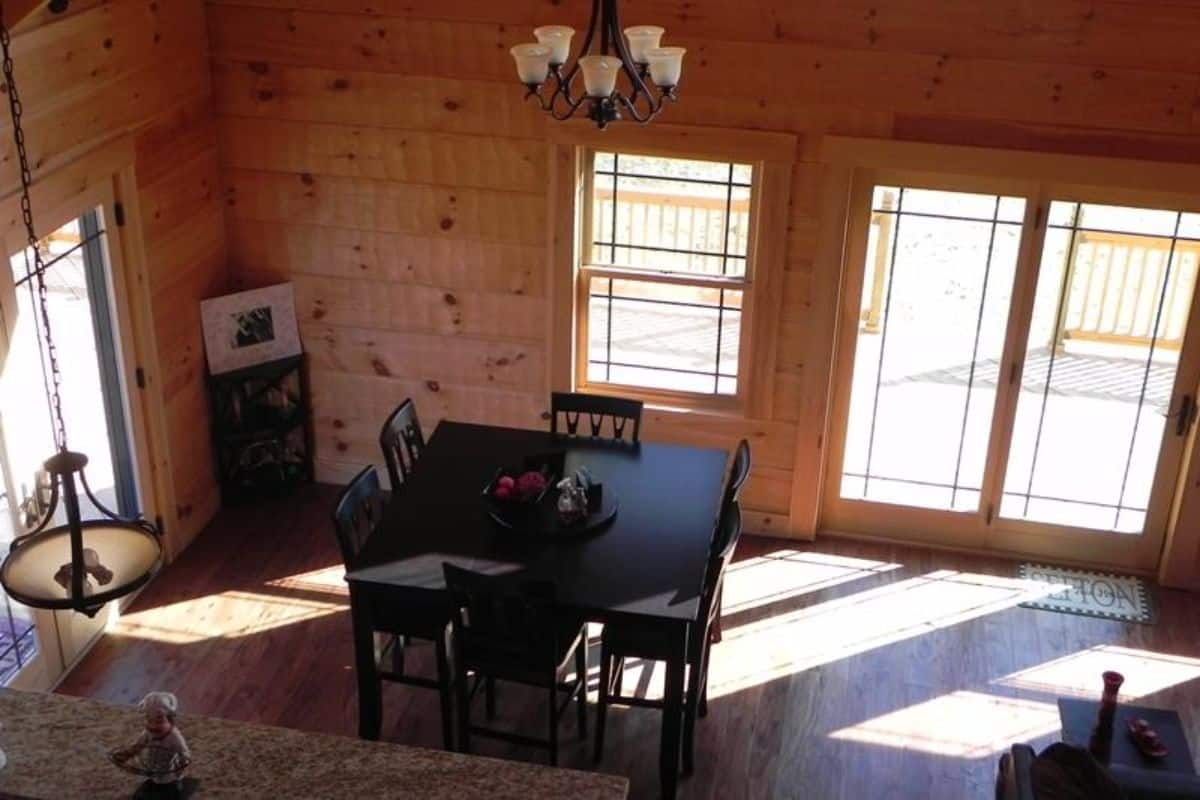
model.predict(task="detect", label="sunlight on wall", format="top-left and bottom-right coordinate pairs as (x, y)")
top-left (828, 690), bottom-right (1060, 757)
top-left (720, 551), bottom-right (901, 616)
top-left (705, 570), bottom-right (1061, 698)
top-left (992, 644), bottom-right (1200, 700)
top-left (114, 589), bottom-right (346, 644)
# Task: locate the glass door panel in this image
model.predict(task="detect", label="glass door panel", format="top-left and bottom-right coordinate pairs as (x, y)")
top-left (0, 207), bottom-right (138, 683)
top-left (840, 186), bottom-right (1026, 511)
top-left (1001, 202), bottom-right (1200, 533)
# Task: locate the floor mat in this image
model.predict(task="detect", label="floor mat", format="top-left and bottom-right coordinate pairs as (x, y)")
top-left (1018, 563), bottom-right (1155, 624)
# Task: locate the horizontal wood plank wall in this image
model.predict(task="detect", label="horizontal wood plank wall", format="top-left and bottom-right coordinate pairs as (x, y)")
top-left (205, 0), bottom-right (1200, 550)
top-left (9, 1), bottom-right (227, 555)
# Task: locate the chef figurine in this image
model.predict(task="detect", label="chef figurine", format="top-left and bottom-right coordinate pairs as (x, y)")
top-left (113, 692), bottom-right (191, 796)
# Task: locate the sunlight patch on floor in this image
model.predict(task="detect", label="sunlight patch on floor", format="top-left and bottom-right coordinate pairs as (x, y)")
top-left (264, 565), bottom-right (349, 596)
top-left (827, 690), bottom-right (1060, 758)
top-left (113, 590), bottom-right (346, 644)
top-left (720, 550), bottom-right (902, 616)
top-left (704, 570), bottom-right (1061, 698)
top-left (992, 644), bottom-right (1200, 700)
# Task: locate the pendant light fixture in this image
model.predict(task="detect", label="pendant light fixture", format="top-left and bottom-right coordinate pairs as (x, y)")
top-left (0, 5), bottom-right (162, 619)
top-left (510, 0), bottom-right (685, 129)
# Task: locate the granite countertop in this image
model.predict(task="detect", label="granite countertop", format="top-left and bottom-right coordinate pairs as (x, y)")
top-left (0, 689), bottom-right (628, 799)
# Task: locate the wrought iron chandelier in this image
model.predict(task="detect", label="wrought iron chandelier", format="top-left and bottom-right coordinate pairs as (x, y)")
top-left (0, 4), bottom-right (162, 618)
top-left (510, 0), bottom-right (686, 129)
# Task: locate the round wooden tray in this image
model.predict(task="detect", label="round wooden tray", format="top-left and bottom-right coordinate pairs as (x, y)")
top-left (487, 488), bottom-right (618, 536)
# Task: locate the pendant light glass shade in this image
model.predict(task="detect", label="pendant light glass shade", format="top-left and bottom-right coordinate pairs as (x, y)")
top-left (1, 452), bottom-right (162, 617)
top-left (645, 47), bottom-right (686, 88)
top-left (511, 44), bottom-right (553, 85)
top-left (623, 25), bottom-right (664, 63)
top-left (579, 55), bottom-right (622, 97)
top-left (532, 25), bottom-right (574, 65)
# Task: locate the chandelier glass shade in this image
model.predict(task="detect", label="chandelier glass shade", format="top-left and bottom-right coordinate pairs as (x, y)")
top-left (510, 0), bottom-right (685, 129)
top-left (0, 6), bottom-right (162, 618)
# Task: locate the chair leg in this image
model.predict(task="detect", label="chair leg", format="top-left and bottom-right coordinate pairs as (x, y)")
top-left (575, 634), bottom-right (588, 740)
top-left (683, 653), bottom-right (706, 775)
top-left (594, 649), bottom-right (611, 763)
top-left (485, 676), bottom-right (497, 720)
top-left (547, 682), bottom-right (559, 766)
top-left (434, 634), bottom-right (454, 751)
top-left (454, 664), bottom-right (471, 754)
top-left (710, 585), bottom-right (724, 644)
top-left (699, 635), bottom-right (714, 718)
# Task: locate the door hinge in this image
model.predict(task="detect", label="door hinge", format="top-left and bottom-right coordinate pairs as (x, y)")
top-left (1008, 362), bottom-right (1018, 386)
top-left (135, 367), bottom-right (146, 389)
top-left (154, 514), bottom-right (165, 535)
top-left (1176, 394), bottom-right (1197, 437)
top-left (114, 202), bottom-right (126, 227)
top-left (985, 503), bottom-right (995, 525)
top-left (1033, 205), bottom-right (1045, 229)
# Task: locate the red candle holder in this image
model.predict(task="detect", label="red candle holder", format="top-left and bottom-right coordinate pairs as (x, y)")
top-left (1089, 670), bottom-right (1125, 764)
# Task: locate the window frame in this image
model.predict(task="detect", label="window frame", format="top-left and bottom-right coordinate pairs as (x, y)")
top-left (547, 125), bottom-right (792, 419)
top-left (575, 147), bottom-right (760, 410)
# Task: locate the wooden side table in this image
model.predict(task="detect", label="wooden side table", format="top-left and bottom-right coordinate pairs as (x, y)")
top-left (1058, 698), bottom-right (1196, 775)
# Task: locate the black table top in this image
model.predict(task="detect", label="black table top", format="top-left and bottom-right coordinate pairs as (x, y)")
top-left (1059, 698), bottom-right (1196, 774)
top-left (346, 421), bottom-right (730, 625)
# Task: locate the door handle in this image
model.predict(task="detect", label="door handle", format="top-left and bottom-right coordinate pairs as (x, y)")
top-left (1176, 394), bottom-right (1196, 437)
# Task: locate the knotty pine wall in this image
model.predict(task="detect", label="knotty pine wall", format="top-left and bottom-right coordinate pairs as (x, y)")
top-left (204, 0), bottom-right (1200, 545)
top-left (7, 1), bottom-right (227, 555)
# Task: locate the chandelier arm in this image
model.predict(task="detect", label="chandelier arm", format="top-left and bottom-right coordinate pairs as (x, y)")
top-left (615, 91), bottom-right (657, 124)
top-left (79, 468), bottom-right (157, 534)
top-left (576, 0), bottom-right (601, 61)
top-left (539, 0), bottom-right (598, 116)
top-left (0, 9), bottom-right (68, 451)
top-left (549, 90), bottom-right (589, 121)
top-left (538, 68), bottom-right (585, 118)
top-left (10, 479), bottom-right (60, 548)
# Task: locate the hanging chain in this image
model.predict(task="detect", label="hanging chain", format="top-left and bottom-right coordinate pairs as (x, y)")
top-left (0, 8), bottom-right (68, 450)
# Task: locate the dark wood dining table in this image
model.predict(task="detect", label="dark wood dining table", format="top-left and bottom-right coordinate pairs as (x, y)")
top-left (345, 420), bottom-right (729, 799)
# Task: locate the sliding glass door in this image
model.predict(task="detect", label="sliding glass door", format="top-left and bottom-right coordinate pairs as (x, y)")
top-left (825, 172), bottom-right (1200, 571)
top-left (840, 186), bottom-right (1025, 512)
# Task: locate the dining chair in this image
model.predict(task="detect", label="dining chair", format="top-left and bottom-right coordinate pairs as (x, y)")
top-left (442, 563), bottom-right (589, 765)
top-left (333, 466), bottom-right (455, 750)
top-left (709, 438), bottom-right (751, 643)
top-left (594, 503), bottom-right (743, 775)
top-left (379, 398), bottom-right (425, 493)
top-left (550, 391), bottom-right (643, 444)
top-left (723, 438), bottom-right (752, 513)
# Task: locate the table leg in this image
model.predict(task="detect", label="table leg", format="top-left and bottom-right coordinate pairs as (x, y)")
top-left (350, 591), bottom-right (382, 740)
top-left (660, 622), bottom-right (687, 800)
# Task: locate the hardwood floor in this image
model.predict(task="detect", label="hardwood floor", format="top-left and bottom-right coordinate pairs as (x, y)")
top-left (59, 485), bottom-right (1200, 799)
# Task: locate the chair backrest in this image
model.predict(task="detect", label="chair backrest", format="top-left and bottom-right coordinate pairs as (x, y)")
top-left (379, 399), bottom-right (425, 491)
top-left (442, 563), bottom-right (561, 674)
top-left (699, 504), bottom-right (743, 632)
top-left (332, 466), bottom-right (386, 569)
top-left (550, 391), bottom-right (643, 443)
top-left (722, 439), bottom-right (751, 511)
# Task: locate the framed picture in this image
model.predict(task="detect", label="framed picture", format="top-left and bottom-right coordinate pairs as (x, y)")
top-left (200, 284), bottom-right (302, 375)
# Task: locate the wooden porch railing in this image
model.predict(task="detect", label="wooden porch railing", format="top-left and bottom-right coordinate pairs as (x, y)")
top-left (593, 188), bottom-right (751, 271)
top-left (1055, 231), bottom-right (1200, 351)
top-left (858, 195), bottom-right (1200, 352)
